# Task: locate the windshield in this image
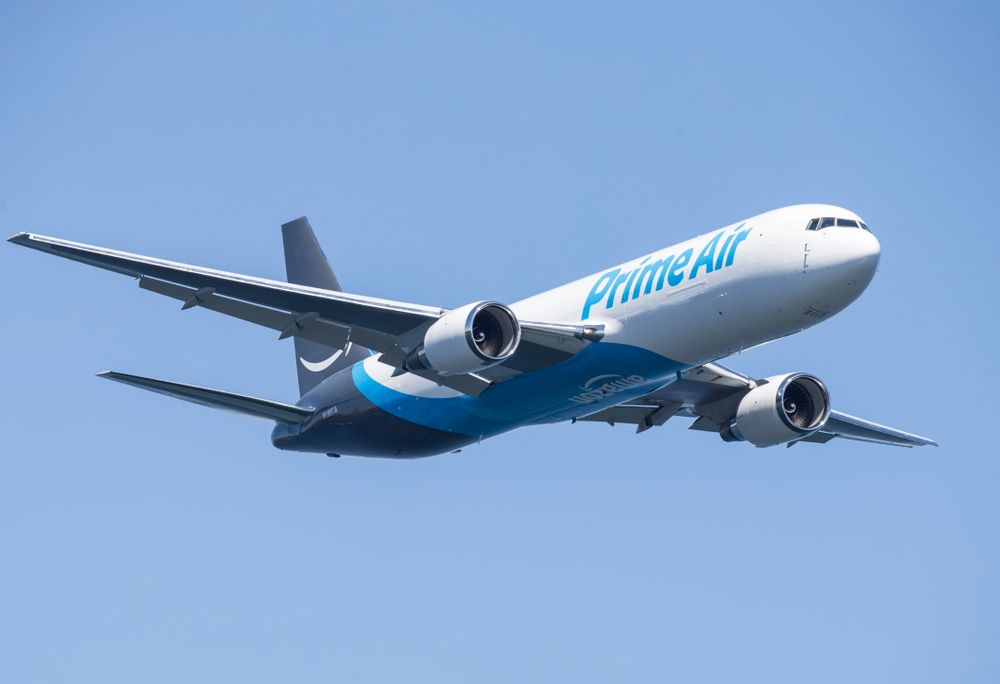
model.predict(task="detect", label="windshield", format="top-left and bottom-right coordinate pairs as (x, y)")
top-left (806, 217), bottom-right (870, 231)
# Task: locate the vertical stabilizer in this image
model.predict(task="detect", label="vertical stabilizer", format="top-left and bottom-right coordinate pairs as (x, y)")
top-left (282, 217), bottom-right (368, 396)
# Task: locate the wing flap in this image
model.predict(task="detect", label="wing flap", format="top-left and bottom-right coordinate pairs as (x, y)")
top-left (578, 401), bottom-right (683, 433)
top-left (140, 277), bottom-right (364, 349)
top-left (577, 404), bottom-right (658, 426)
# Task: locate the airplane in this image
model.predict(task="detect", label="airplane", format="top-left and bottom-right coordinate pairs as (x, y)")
top-left (8, 204), bottom-right (936, 457)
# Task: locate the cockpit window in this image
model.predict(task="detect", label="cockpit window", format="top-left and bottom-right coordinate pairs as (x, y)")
top-left (806, 216), bottom-right (870, 231)
top-left (859, 221), bottom-right (870, 231)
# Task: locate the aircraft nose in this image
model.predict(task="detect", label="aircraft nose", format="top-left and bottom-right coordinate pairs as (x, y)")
top-left (844, 227), bottom-right (881, 282)
top-left (802, 226), bottom-right (881, 316)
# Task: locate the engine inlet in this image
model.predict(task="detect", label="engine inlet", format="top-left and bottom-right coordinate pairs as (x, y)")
top-left (469, 304), bottom-right (519, 360)
top-left (779, 375), bottom-right (830, 431)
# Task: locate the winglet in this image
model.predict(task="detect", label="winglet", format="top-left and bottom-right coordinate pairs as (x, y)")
top-left (7, 232), bottom-right (31, 244)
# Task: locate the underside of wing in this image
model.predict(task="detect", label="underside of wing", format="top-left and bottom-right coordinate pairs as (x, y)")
top-left (811, 411), bottom-right (937, 447)
top-left (480, 320), bottom-right (605, 380)
top-left (577, 362), bottom-right (753, 433)
top-left (99, 370), bottom-right (314, 423)
top-left (579, 361), bottom-right (936, 447)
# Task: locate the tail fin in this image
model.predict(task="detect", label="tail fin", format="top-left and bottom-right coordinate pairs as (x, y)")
top-left (99, 371), bottom-right (314, 423)
top-left (281, 217), bottom-right (368, 396)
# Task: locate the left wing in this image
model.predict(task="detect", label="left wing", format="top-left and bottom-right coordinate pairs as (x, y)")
top-left (9, 232), bottom-right (601, 396)
top-left (579, 362), bottom-right (937, 447)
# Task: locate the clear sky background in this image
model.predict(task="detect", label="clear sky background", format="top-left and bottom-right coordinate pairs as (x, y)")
top-left (1, 2), bottom-right (997, 682)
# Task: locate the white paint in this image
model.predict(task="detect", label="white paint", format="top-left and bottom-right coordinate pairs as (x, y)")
top-left (299, 342), bottom-right (352, 373)
top-left (375, 203), bottom-right (880, 398)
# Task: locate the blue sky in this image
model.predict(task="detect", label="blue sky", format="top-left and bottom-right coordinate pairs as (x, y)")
top-left (1, 2), bottom-right (997, 682)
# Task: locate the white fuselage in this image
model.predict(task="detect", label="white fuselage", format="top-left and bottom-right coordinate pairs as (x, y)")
top-left (513, 203), bottom-right (880, 364)
top-left (340, 204), bottom-right (881, 452)
top-left (364, 204), bottom-right (878, 392)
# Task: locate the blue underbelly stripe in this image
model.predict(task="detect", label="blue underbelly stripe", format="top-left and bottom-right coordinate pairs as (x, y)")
top-left (352, 343), bottom-right (688, 437)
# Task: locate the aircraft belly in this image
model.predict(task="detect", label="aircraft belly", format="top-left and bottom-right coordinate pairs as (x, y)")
top-left (271, 367), bottom-right (472, 458)
top-left (352, 343), bottom-right (687, 440)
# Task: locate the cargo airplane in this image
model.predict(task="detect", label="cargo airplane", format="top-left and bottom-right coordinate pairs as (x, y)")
top-left (9, 204), bottom-right (936, 457)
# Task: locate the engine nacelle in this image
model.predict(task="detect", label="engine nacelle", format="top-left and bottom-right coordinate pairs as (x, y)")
top-left (721, 373), bottom-right (831, 447)
top-left (405, 301), bottom-right (521, 376)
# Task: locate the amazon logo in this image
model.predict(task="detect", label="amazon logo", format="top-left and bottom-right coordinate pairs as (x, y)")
top-left (299, 343), bottom-right (353, 373)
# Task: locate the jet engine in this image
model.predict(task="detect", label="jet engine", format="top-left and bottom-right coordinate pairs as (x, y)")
top-left (404, 301), bottom-right (521, 376)
top-left (720, 373), bottom-right (830, 447)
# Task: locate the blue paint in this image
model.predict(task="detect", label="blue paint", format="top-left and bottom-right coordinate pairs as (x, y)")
top-left (582, 268), bottom-right (620, 320)
top-left (605, 271), bottom-right (631, 310)
top-left (667, 248), bottom-right (693, 286)
top-left (631, 254), bottom-right (675, 299)
top-left (353, 343), bottom-right (688, 437)
top-left (582, 225), bottom-right (754, 318)
top-left (622, 257), bottom-right (649, 303)
top-left (689, 231), bottom-right (723, 280)
top-left (714, 233), bottom-right (735, 270)
top-left (724, 225), bottom-right (751, 267)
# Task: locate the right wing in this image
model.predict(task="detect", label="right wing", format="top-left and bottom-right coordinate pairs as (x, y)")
top-left (580, 362), bottom-right (937, 447)
top-left (810, 411), bottom-right (938, 448)
top-left (9, 232), bottom-right (601, 395)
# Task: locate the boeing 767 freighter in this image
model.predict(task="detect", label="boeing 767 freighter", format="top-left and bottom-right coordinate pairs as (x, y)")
top-left (9, 204), bottom-right (935, 456)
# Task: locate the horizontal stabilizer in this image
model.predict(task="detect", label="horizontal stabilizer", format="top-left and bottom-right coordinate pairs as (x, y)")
top-left (98, 371), bottom-right (314, 424)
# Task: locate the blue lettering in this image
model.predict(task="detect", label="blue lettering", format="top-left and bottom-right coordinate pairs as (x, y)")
top-left (622, 257), bottom-right (649, 303)
top-left (724, 226), bottom-right (751, 267)
top-left (582, 268), bottom-right (619, 320)
top-left (632, 255), bottom-right (674, 298)
top-left (690, 232), bottom-right (724, 280)
top-left (607, 270), bottom-right (631, 309)
top-left (583, 223), bottom-right (753, 316)
top-left (714, 233), bottom-right (734, 270)
top-left (668, 248), bottom-right (693, 286)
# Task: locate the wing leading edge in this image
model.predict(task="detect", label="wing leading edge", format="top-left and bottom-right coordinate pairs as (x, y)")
top-left (9, 231), bottom-right (604, 396)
